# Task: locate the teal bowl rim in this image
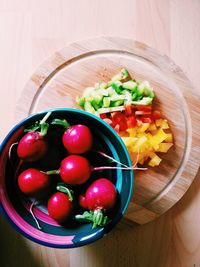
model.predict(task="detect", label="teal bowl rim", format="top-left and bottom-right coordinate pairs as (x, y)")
top-left (0, 108), bottom-right (134, 248)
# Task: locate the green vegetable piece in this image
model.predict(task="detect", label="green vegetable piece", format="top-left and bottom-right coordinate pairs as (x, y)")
top-left (103, 97), bottom-right (111, 108)
top-left (131, 92), bottom-right (137, 100)
top-left (99, 82), bottom-right (108, 90)
top-left (107, 86), bottom-right (116, 96)
top-left (143, 87), bottom-right (155, 98)
top-left (91, 100), bottom-right (100, 110)
top-left (122, 80), bottom-right (137, 91)
top-left (76, 96), bottom-right (85, 107)
top-left (111, 68), bottom-right (130, 82)
top-left (91, 92), bottom-right (103, 105)
top-left (98, 106), bottom-right (125, 114)
top-left (84, 101), bottom-right (96, 114)
top-left (111, 100), bottom-right (124, 107)
top-left (83, 87), bottom-right (95, 98)
top-left (131, 97), bottom-right (153, 105)
top-left (111, 81), bottom-right (123, 94)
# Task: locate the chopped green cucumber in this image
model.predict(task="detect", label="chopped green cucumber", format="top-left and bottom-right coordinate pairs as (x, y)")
top-left (131, 97), bottom-right (153, 105)
top-left (98, 106), bottom-right (125, 114)
top-left (91, 93), bottom-right (103, 105)
top-left (76, 96), bottom-right (85, 107)
top-left (131, 92), bottom-right (137, 100)
top-left (111, 68), bottom-right (130, 82)
top-left (91, 100), bottom-right (100, 110)
top-left (83, 87), bottom-right (95, 98)
top-left (122, 80), bottom-right (137, 91)
top-left (84, 101), bottom-right (96, 114)
top-left (107, 87), bottom-right (116, 96)
top-left (95, 82), bottom-right (108, 90)
top-left (111, 81), bottom-right (123, 94)
top-left (103, 97), bottom-right (111, 108)
top-left (111, 100), bottom-right (124, 107)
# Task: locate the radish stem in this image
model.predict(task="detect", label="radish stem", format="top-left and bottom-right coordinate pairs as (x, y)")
top-left (93, 166), bottom-right (147, 171)
top-left (94, 150), bottom-right (129, 168)
top-left (8, 142), bottom-right (18, 166)
top-left (46, 170), bottom-right (59, 175)
top-left (39, 111), bottom-right (52, 125)
top-left (29, 200), bottom-right (42, 230)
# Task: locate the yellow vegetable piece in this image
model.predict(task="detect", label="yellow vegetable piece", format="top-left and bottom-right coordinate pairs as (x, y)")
top-left (165, 133), bottom-right (173, 142)
top-left (150, 128), bottom-right (168, 147)
top-left (148, 123), bottom-right (157, 131)
top-left (137, 123), bottom-right (150, 133)
top-left (158, 143), bottom-right (173, 152)
top-left (121, 137), bottom-right (138, 147)
top-left (148, 154), bottom-right (162, 167)
top-left (126, 128), bottom-right (137, 137)
top-left (155, 119), bottom-right (169, 129)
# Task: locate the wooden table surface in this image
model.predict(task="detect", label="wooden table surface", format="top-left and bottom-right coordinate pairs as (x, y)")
top-left (0, 1), bottom-right (200, 266)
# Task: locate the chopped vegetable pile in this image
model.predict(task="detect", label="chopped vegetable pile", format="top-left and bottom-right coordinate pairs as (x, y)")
top-left (76, 68), bottom-right (174, 167)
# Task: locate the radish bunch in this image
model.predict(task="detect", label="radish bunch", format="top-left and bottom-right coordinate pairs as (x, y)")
top-left (14, 112), bottom-right (130, 229)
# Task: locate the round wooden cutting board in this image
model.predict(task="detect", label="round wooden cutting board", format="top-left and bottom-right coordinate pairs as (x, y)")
top-left (15, 37), bottom-right (200, 225)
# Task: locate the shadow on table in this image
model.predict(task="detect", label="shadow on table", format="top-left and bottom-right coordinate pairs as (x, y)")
top-left (0, 215), bottom-right (43, 267)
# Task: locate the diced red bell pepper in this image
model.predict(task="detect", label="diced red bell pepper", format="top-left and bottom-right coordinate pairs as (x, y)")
top-left (103, 118), bottom-right (113, 125)
top-left (127, 116), bottom-right (137, 128)
top-left (152, 110), bottom-right (161, 120)
top-left (119, 120), bottom-right (128, 131)
top-left (141, 117), bottom-right (152, 123)
top-left (100, 113), bottom-right (108, 119)
top-left (132, 105), bottom-right (152, 112)
top-left (135, 110), bottom-right (151, 116)
top-left (136, 119), bottom-right (143, 127)
top-left (114, 124), bottom-right (120, 133)
top-left (125, 104), bottom-right (132, 116)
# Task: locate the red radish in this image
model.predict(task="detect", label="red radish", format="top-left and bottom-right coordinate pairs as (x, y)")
top-left (17, 112), bottom-right (51, 162)
top-left (79, 194), bottom-right (88, 209)
top-left (51, 119), bottom-right (93, 154)
top-left (62, 124), bottom-right (93, 154)
top-left (76, 178), bottom-right (117, 228)
top-left (17, 131), bottom-right (48, 162)
top-left (48, 192), bottom-right (73, 223)
top-left (18, 168), bottom-right (50, 197)
top-left (47, 155), bottom-right (91, 185)
top-left (84, 178), bottom-right (117, 211)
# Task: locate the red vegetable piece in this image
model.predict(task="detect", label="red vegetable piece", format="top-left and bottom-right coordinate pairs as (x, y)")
top-left (62, 124), bottom-right (93, 154)
top-left (136, 119), bottom-right (143, 127)
top-left (152, 110), bottom-right (161, 120)
top-left (18, 168), bottom-right (50, 197)
top-left (17, 132), bottom-right (48, 162)
top-left (127, 116), bottom-right (137, 128)
top-left (134, 105), bottom-right (152, 112)
top-left (59, 155), bottom-right (91, 185)
top-left (100, 113), bottom-right (107, 119)
top-left (119, 120), bottom-right (128, 131)
top-left (141, 117), bottom-right (152, 123)
top-left (85, 178), bottom-right (117, 211)
top-left (48, 192), bottom-right (73, 223)
top-left (125, 104), bottom-right (132, 116)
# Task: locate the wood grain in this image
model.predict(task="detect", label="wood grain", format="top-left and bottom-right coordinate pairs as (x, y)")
top-left (0, 0), bottom-right (200, 266)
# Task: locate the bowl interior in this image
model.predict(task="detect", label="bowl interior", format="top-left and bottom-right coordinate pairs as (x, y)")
top-left (0, 108), bottom-right (133, 248)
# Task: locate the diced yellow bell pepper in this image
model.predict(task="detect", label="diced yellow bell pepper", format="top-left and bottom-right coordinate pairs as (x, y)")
top-left (165, 133), bottom-right (173, 142)
top-left (137, 123), bottom-right (150, 133)
top-left (148, 123), bottom-right (157, 131)
top-left (150, 128), bottom-right (168, 147)
top-left (155, 119), bottom-right (169, 129)
top-left (148, 154), bottom-right (162, 167)
top-left (158, 143), bottom-right (173, 152)
top-left (126, 128), bottom-right (137, 137)
top-left (121, 137), bottom-right (138, 147)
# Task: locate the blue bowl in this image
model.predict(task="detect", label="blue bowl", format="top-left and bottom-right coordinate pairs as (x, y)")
top-left (0, 108), bottom-right (133, 248)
